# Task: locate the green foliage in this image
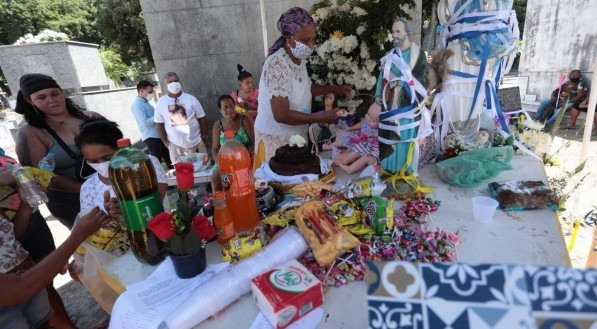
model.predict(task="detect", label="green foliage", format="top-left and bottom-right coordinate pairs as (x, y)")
top-left (0, 0), bottom-right (98, 45)
top-left (99, 46), bottom-right (129, 85)
top-left (168, 189), bottom-right (202, 256)
top-left (95, 0), bottom-right (153, 66)
top-left (513, 0), bottom-right (527, 37)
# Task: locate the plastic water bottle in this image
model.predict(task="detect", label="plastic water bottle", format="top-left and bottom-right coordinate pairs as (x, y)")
top-left (38, 152), bottom-right (56, 172)
top-left (12, 165), bottom-right (48, 207)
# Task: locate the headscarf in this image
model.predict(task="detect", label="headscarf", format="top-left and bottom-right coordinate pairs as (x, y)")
top-left (15, 73), bottom-right (61, 115)
top-left (267, 7), bottom-right (315, 56)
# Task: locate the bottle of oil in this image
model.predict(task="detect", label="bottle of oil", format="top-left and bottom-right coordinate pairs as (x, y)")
top-left (218, 130), bottom-right (259, 233)
top-left (109, 139), bottom-right (165, 264)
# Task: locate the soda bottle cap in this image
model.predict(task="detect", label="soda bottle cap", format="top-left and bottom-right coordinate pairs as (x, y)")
top-left (223, 130), bottom-right (235, 139)
top-left (214, 191), bottom-right (226, 201)
top-left (117, 138), bottom-right (132, 148)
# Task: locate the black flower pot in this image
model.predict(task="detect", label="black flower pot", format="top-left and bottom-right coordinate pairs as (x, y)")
top-left (170, 247), bottom-right (207, 279)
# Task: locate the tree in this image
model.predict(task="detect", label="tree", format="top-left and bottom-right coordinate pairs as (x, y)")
top-left (99, 46), bottom-right (129, 85)
top-left (0, 0), bottom-right (98, 45)
top-left (421, 0), bottom-right (439, 51)
top-left (94, 0), bottom-right (153, 67)
top-left (513, 0), bottom-right (527, 37)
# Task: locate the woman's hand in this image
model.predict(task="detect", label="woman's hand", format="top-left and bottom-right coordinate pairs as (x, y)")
top-left (318, 109), bottom-right (341, 124)
top-left (71, 207), bottom-right (110, 243)
top-left (103, 190), bottom-right (122, 219)
top-left (334, 85), bottom-right (353, 97)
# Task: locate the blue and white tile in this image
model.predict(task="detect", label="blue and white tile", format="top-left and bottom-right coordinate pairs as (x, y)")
top-left (368, 299), bottom-right (423, 329)
top-left (420, 263), bottom-right (508, 304)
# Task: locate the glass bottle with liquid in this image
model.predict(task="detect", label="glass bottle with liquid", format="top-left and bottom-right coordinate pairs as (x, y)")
top-left (213, 191), bottom-right (235, 244)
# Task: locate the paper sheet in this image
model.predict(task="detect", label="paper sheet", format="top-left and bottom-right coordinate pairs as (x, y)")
top-left (109, 260), bottom-right (228, 329)
top-left (249, 308), bottom-right (325, 329)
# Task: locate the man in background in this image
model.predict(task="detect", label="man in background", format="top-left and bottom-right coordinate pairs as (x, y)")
top-left (534, 70), bottom-right (589, 128)
top-left (154, 72), bottom-right (209, 163)
top-left (132, 80), bottom-right (172, 168)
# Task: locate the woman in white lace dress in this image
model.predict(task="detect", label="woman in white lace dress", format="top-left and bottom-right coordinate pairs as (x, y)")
top-left (253, 7), bottom-right (352, 169)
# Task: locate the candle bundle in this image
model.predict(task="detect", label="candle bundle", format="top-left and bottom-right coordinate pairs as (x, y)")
top-left (159, 226), bottom-right (308, 329)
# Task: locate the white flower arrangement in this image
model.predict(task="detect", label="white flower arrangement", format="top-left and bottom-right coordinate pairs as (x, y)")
top-left (14, 29), bottom-right (69, 45)
top-left (308, 3), bottom-right (381, 101)
top-left (351, 7), bottom-right (367, 17)
top-left (510, 115), bottom-right (552, 157)
top-left (289, 135), bottom-right (307, 148)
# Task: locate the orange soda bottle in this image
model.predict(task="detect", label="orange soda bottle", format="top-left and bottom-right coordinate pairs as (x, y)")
top-left (213, 191), bottom-right (235, 244)
top-left (218, 130), bottom-right (259, 233)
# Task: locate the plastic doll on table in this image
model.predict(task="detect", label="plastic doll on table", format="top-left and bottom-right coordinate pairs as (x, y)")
top-left (323, 103), bottom-right (381, 174)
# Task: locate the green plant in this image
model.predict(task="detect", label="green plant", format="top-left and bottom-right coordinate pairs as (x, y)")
top-left (99, 46), bottom-right (129, 85)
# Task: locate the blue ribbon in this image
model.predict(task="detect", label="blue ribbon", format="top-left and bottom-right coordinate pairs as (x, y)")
top-left (379, 103), bottom-right (418, 122)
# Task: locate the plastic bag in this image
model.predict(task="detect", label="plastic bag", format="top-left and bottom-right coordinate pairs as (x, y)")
top-left (436, 146), bottom-right (514, 187)
top-left (488, 181), bottom-right (559, 211)
top-left (73, 242), bottom-right (119, 313)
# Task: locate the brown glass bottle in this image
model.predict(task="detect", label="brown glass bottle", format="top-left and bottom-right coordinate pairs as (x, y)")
top-left (109, 139), bottom-right (165, 265)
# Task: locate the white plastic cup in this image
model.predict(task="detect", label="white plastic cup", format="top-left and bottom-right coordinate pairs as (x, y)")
top-left (472, 196), bottom-right (499, 223)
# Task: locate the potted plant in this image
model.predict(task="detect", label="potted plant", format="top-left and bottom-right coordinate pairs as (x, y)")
top-left (147, 162), bottom-right (216, 278)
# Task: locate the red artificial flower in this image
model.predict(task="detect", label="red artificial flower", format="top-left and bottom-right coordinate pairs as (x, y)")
top-left (192, 215), bottom-right (217, 241)
top-left (174, 162), bottom-right (194, 191)
top-left (148, 212), bottom-right (175, 241)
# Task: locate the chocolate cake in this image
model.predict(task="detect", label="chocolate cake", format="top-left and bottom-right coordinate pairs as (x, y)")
top-left (269, 145), bottom-right (321, 176)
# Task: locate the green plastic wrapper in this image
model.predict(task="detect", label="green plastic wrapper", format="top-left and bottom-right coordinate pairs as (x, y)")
top-left (358, 197), bottom-right (395, 234)
top-left (436, 146), bottom-right (514, 188)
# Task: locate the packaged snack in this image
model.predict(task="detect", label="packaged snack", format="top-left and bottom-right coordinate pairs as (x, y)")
top-left (318, 190), bottom-right (362, 227)
top-left (358, 197), bottom-right (395, 234)
top-left (344, 173), bottom-right (386, 198)
top-left (262, 207), bottom-right (298, 227)
top-left (294, 201), bottom-right (361, 266)
top-left (488, 181), bottom-right (559, 211)
top-left (221, 229), bottom-right (263, 262)
top-left (251, 260), bottom-right (324, 328)
top-left (291, 181), bottom-right (334, 198)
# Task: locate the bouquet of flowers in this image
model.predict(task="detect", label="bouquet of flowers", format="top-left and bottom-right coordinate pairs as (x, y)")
top-left (508, 113), bottom-right (552, 157)
top-left (147, 162), bottom-right (216, 277)
top-left (308, 0), bottom-right (415, 115)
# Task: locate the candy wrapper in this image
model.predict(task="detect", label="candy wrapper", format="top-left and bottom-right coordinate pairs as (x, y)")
top-left (344, 173), bottom-right (386, 199)
top-left (362, 224), bottom-right (460, 263)
top-left (358, 197), bottom-right (395, 234)
top-left (318, 190), bottom-right (362, 227)
top-left (262, 207), bottom-right (298, 227)
top-left (294, 201), bottom-right (361, 266)
top-left (221, 229), bottom-right (263, 262)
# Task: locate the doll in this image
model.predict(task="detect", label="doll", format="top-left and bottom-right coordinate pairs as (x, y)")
top-left (324, 103), bottom-right (381, 174)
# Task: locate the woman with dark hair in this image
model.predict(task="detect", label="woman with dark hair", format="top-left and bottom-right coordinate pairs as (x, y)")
top-left (211, 94), bottom-right (254, 160)
top-left (231, 64), bottom-right (259, 120)
top-left (15, 74), bottom-right (103, 229)
top-left (14, 73), bottom-right (102, 329)
top-left (253, 7), bottom-right (352, 169)
top-left (72, 119), bottom-right (167, 312)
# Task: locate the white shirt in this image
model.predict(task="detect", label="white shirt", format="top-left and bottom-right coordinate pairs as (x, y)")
top-left (154, 92), bottom-right (206, 148)
top-left (254, 48), bottom-right (312, 138)
top-left (79, 155), bottom-right (167, 216)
